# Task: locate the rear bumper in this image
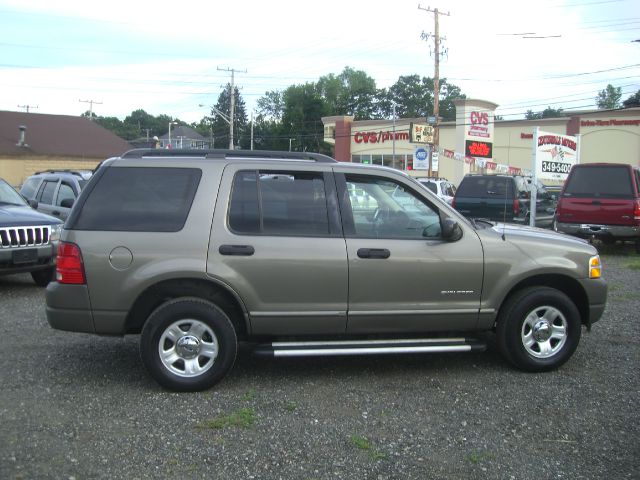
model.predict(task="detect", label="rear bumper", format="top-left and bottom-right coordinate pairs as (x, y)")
top-left (555, 222), bottom-right (640, 240)
top-left (45, 282), bottom-right (95, 333)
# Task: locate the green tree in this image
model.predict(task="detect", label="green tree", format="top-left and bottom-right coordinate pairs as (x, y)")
top-left (281, 83), bottom-right (327, 153)
top-left (525, 107), bottom-right (564, 120)
top-left (623, 89), bottom-right (640, 108)
top-left (596, 84), bottom-right (622, 109)
top-left (316, 67), bottom-right (378, 120)
top-left (211, 83), bottom-right (248, 149)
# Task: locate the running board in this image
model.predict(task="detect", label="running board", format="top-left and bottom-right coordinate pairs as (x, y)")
top-left (252, 337), bottom-right (486, 358)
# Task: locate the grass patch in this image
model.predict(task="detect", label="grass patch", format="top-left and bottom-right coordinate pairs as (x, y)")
top-left (626, 260), bottom-right (640, 270)
top-left (197, 407), bottom-right (256, 430)
top-left (466, 450), bottom-right (493, 464)
top-left (242, 389), bottom-right (257, 401)
top-left (350, 434), bottom-right (387, 461)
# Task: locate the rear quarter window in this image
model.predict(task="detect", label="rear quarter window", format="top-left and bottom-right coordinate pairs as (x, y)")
top-left (564, 166), bottom-right (634, 198)
top-left (73, 167), bottom-right (201, 232)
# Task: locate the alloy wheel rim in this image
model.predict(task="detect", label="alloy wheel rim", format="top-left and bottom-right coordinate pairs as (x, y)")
top-left (158, 319), bottom-right (219, 377)
top-left (521, 305), bottom-right (568, 359)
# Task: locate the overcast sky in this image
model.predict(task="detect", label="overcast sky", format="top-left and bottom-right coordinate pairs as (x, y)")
top-left (0, 0), bottom-right (638, 124)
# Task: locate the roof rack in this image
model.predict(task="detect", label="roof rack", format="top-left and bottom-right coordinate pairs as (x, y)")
top-left (121, 149), bottom-right (337, 163)
top-left (34, 169), bottom-right (91, 177)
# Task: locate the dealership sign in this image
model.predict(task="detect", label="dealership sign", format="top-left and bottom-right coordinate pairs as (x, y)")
top-left (533, 129), bottom-right (579, 181)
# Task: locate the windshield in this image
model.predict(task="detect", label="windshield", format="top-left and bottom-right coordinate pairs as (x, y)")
top-left (0, 180), bottom-right (28, 206)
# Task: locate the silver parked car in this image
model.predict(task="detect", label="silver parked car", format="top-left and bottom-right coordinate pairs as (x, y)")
top-left (46, 149), bottom-right (607, 391)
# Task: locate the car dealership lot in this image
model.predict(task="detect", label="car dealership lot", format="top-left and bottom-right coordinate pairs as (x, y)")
top-left (1, 246), bottom-right (638, 480)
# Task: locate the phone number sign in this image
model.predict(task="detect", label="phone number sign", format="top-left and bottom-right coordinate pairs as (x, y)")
top-left (541, 161), bottom-right (572, 174)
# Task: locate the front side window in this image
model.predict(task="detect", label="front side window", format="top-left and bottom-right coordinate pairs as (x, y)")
top-left (229, 170), bottom-right (330, 236)
top-left (55, 183), bottom-right (75, 206)
top-left (38, 180), bottom-right (58, 205)
top-left (345, 175), bottom-right (441, 239)
top-left (73, 167), bottom-right (201, 232)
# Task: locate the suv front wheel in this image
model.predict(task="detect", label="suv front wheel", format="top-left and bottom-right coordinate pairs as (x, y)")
top-left (496, 287), bottom-right (581, 372)
top-left (140, 297), bottom-right (238, 391)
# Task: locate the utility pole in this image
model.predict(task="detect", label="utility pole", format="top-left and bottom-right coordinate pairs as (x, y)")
top-left (419, 5), bottom-right (449, 176)
top-left (217, 67), bottom-right (246, 150)
top-left (17, 104), bottom-right (38, 113)
top-left (79, 99), bottom-right (103, 120)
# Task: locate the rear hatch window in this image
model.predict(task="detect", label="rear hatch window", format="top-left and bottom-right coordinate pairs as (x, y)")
top-left (456, 177), bottom-right (514, 198)
top-left (564, 166), bottom-right (634, 198)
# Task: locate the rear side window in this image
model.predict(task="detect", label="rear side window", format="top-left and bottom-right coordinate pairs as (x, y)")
top-left (20, 177), bottom-right (41, 199)
top-left (564, 166), bottom-right (634, 198)
top-left (73, 167), bottom-right (201, 232)
top-left (229, 170), bottom-right (330, 236)
top-left (456, 177), bottom-right (514, 198)
top-left (421, 181), bottom-right (437, 194)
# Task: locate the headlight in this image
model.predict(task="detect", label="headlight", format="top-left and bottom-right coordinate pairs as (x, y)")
top-left (50, 224), bottom-right (62, 243)
top-left (589, 255), bottom-right (602, 279)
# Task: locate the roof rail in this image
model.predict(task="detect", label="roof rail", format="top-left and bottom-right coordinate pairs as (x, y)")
top-left (121, 148), bottom-right (337, 163)
top-left (34, 169), bottom-right (90, 177)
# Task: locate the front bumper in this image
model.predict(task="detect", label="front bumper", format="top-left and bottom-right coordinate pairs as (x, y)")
top-left (578, 277), bottom-right (608, 328)
top-left (0, 243), bottom-right (56, 276)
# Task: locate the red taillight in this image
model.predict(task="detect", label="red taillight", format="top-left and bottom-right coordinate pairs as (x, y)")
top-left (513, 198), bottom-right (520, 215)
top-left (56, 242), bottom-right (86, 284)
top-left (634, 199), bottom-right (640, 221)
top-left (451, 198), bottom-right (456, 208)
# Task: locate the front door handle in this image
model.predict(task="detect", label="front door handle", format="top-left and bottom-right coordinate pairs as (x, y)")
top-left (357, 248), bottom-right (390, 259)
top-left (219, 245), bottom-right (255, 256)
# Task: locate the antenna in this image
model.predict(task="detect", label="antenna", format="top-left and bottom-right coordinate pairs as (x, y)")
top-left (502, 176), bottom-right (508, 241)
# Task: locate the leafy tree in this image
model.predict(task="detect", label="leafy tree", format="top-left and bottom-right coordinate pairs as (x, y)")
top-left (596, 84), bottom-right (622, 109)
top-left (281, 83), bottom-right (327, 153)
top-left (256, 90), bottom-right (285, 122)
top-left (525, 107), bottom-right (564, 120)
top-left (622, 89), bottom-right (640, 108)
top-left (316, 67), bottom-right (378, 120)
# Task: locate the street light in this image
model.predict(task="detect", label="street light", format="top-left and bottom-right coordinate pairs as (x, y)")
top-left (168, 121), bottom-right (178, 149)
top-left (199, 104), bottom-right (233, 149)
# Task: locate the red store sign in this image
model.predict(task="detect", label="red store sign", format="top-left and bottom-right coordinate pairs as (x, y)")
top-left (354, 131), bottom-right (410, 144)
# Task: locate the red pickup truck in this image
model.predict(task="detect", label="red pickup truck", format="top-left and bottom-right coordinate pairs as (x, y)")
top-left (554, 163), bottom-right (640, 252)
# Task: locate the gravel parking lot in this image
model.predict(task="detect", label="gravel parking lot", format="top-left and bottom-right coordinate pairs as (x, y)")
top-left (1, 245), bottom-right (638, 480)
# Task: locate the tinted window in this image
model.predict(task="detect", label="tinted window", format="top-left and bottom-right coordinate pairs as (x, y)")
top-left (20, 177), bottom-right (41, 199)
top-left (73, 167), bottom-right (201, 232)
top-left (564, 166), bottom-right (634, 198)
top-left (421, 181), bottom-right (437, 194)
top-left (229, 170), bottom-right (330, 236)
top-left (456, 177), bottom-right (514, 198)
top-left (38, 180), bottom-right (58, 205)
top-left (346, 175), bottom-right (441, 239)
top-left (55, 183), bottom-right (75, 206)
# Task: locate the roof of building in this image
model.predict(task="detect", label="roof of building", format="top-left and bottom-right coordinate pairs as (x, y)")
top-left (0, 110), bottom-right (132, 158)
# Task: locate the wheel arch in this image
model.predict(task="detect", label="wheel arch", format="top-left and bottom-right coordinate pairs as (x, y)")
top-left (124, 278), bottom-right (249, 338)
top-left (497, 274), bottom-right (590, 328)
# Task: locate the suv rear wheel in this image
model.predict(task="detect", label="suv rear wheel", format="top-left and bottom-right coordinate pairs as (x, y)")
top-left (140, 298), bottom-right (238, 391)
top-left (496, 287), bottom-right (581, 372)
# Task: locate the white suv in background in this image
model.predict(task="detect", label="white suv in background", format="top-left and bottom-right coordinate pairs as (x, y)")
top-left (416, 177), bottom-right (457, 205)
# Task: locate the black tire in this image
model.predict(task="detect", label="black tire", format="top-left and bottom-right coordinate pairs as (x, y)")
top-left (140, 297), bottom-right (238, 391)
top-left (635, 239), bottom-right (640, 254)
top-left (31, 267), bottom-right (54, 287)
top-left (496, 287), bottom-right (581, 372)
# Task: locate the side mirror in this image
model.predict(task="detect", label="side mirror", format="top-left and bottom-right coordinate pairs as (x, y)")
top-left (442, 218), bottom-right (463, 242)
top-left (27, 199), bottom-right (38, 209)
top-left (60, 198), bottom-right (75, 208)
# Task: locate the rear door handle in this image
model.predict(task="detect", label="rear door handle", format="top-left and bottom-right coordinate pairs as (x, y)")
top-left (219, 245), bottom-right (255, 256)
top-left (357, 248), bottom-right (390, 259)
